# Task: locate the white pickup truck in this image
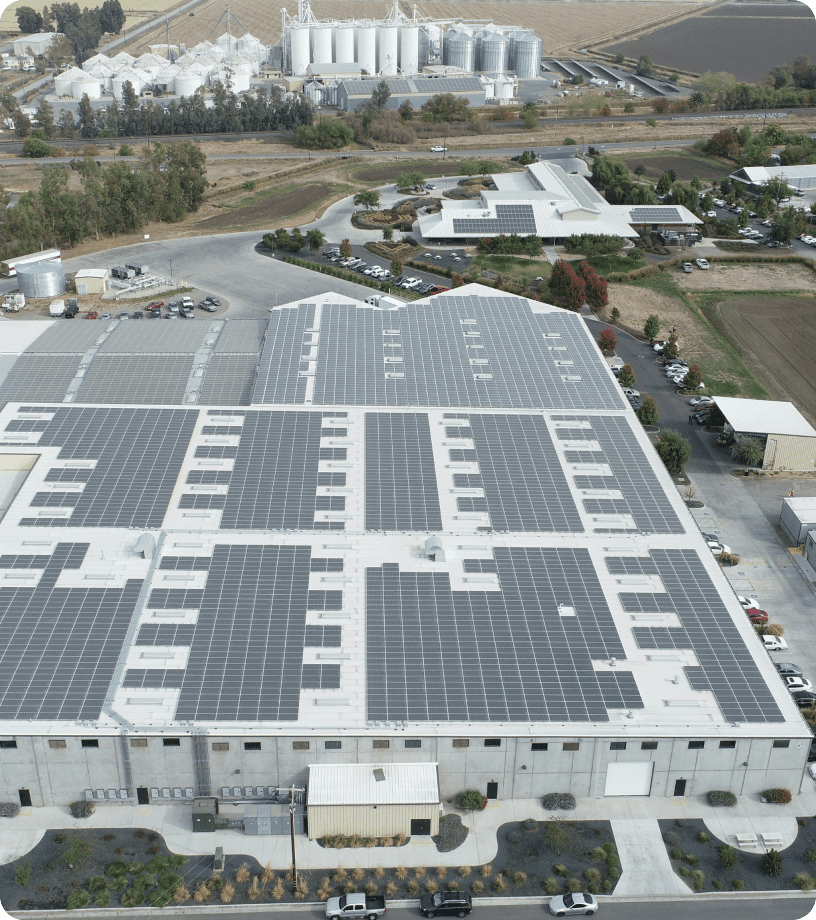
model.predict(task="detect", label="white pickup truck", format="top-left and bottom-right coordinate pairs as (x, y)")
top-left (325, 893), bottom-right (386, 920)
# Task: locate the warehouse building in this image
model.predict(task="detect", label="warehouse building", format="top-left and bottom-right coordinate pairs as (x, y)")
top-left (729, 165), bottom-right (816, 192)
top-left (12, 32), bottom-right (61, 57)
top-left (418, 162), bottom-right (701, 243)
top-left (335, 74), bottom-right (485, 111)
top-left (0, 292), bottom-right (807, 830)
top-left (716, 397), bottom-right (816, 472)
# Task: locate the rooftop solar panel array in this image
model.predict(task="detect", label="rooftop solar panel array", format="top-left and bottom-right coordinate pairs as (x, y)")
top-left (213, 320), bottom-right (267, 355)
top-left (365, 413), bottom-right (442, 531)
top-left (367, 548), bottom-right (639, 722)
top-left (74, 355), bottom-right (194, 404)
top-left (100, 322), bottom-right (211, 354)
top-left (253, 296), bottom-right (623, 409)
top-left (630, 207), bottom-right (684, 223)
top-left (0, 543), bottom-right (142, 720)
top-left (198, 355), bottom-right (257, 405)
top-left (614, 549), bottom-right (784, 723)
top-left (24, 322), bottom-right (102, 355)
top-left (0, 356), bottom-right (79, 403)
top-left (33, 407), bottom-right (196, 528)
top-left (453, 204), bottom-right (537, 236)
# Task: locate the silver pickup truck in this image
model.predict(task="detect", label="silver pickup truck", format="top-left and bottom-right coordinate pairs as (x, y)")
top-left (325, 892), bottom-right (387, 920)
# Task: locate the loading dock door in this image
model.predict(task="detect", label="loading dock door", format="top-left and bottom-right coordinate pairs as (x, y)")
top-left (604, 762), bottom-right (654, 796)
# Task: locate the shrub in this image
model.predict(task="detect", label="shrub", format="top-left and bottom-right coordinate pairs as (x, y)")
top-left (168, 854), bottom-right (187, 871)
top-left (698, 832), bottom-right (710, 843)
top-left (794, 873), bottom-right (816, 891)
top-left (567, 877), bottom-right (583, 892)
top-left (459, 866), bottom-right (471, 877)
top-left (87, 876), bottom-right (107, 893)
top-left (69, 800), bottom-right (94, 819)
top-left (146, 856), bottom-right (169, 874)
top-left (670, 848), bottom-right (683, 860)
top-left (457, 790), bottom-right (488, 810)
top-left (762, 788), bottom-right (792, 804)
top-left (679, 866), bottom-right (690, 877)
top-left (66, 889), bottom-right (91, 910)
top-left (762, 849), bottom-right (783, 876)
top-left (691, 869), bottom-right (705, 891)
top-left (542, 792), bottom-right (576, 811)
top-left (0, 802), bottom-right (20, 817)
top-left (544, 876), bottom-right (561, 895)
top-left (522, 817), bottom-right (538, 831)
top-left (732, 878), bottom-right (745, 890)
top-left (272, 878), bottom-right (286, 900)
top-left (712, 880), bottom-right (723, 890)
top-left (236, 862), bottom-right (251, 883)
top-left (682, 854), bottom-right (699, 866)
top-left (94, 892), bottom-right (110, 907)
top-left (805, 848), bottom-right (816, 863)
top-left (480, 864), bottom-right (492, 878)
top-left (385, 881), bottom-right (398, 897)
top-left (584, 867), bottom-right (601, 884)
top-left (508, 830), bottom-right (523, 845)
top-left (607, 866), bottom-right (620, 879)
top-left (14, 860), bottom-right (33, 887)
top-left (589, 846), bottom-right (607, 862)
top-left (663, 832), bottom-right (680, 846)
top-left (173, 884), bottom-right (190, 904)
top-left (707, 790), bottom-right (737, 807)
top-left (513, 871), bottom-right (527, 885)
top-left (718, 845), bottom-right (739, 869)
top-left (109, 876), bottom-right (128, 892)
top-left (471, 880), bottom-right (484, 893)
top-left (598, 328), bottom-right (617, 355)
top-left (426, 878), bottom-right (440, 893)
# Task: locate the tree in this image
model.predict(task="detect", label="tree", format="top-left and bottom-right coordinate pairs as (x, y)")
top-left (390, 258), bottom-right (402, 277)
top-left (615, 52), bottom-right (625, 64)
top-left (364, 79), bottom-right (391, 115)
top-left (618, 364), bottom-right (636, 388)
top-left (662, 332), bottom-right (680, 360)
top-left (764, 176), bottom-right (793, 204)
top-left (624, 102), bottom-right (635, 114)
top-left (395, 171), bottom-right (424, 192)
top-left (637, 395), bottom-right (659, 426)
top-left (77, 93), bottom-right (97, 138)
top-left (98, 0), bottom-right (124, 34)
top-left (274, 227), bottom-right (291, 250)
top-left (15, 6), bottom-right (44, 32)
top-left (636, 55), bottom-right (655, 77)
top-left (295, 120), bottom-right (354, 149)
top-left (420, 93), bottom-right (470, 123)
top-left (656, 171), bottom-right (673, 196)
top-left (35, 98), bottom-right (55, 138)
top-left (306, 228), bottom-right (325, 252)
top-left (288, 227), bottom-right (305, 253)
top-left (65, 8), bottom-right (102, 64)
top-left (645, 117), bottom-right (656, 128)
top-left (452, 272), bottom-right (464, 288)
top-left (682, 363), bottom-right (703, 390)
top-left (655, 429), bottom-right (691, 475)
top-left (382, 227), bottom-right (393, 242)
top-left (549, 259), bottom-right (576, 295)
top-left (598, 328), bottom-right (617, 354)
top-left (353, 189), bottom-right (380, 210)
top-left (397, 100), bottom-right (413, 121)
top-left (22, 131), bottom-right (55, 158)
top-left (771, 206), bottom-right (804, 243)
top-left (731, 435), bottom-right (765, 466)
top-left (689, 91), bottom-right (706, 110)
top-left (644, 314), bottom-right (660, 341)
top-left (339, 238), bottom-right (352, 258)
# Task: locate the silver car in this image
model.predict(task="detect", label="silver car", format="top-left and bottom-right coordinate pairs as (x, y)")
top-left (549, 892), bottom-right (598, 916)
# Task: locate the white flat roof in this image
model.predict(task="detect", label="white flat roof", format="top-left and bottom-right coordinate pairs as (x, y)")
top-left (716, 397), bottom-right (816, 438)
top-left (74, 268), bottom-right (109, 278)
top-left (308, 762), bottom-right (439, 805)
top-left (784, 497), bottom-right (816, 516)
top-left (0, 320), bottom-right (56, 355)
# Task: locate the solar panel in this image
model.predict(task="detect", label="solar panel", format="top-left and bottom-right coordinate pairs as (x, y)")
top-left (453, 204), bottom-right (537, 235)
top-left (75, 355), bottom-right (195, 404)
top-left (630, 207), bottom-right (683, 223)
top-left (214, 320), bottom-right (267, 354)
top-left (100, 322), bottom-right (211, 354)
top-left (0, 355), bottom-right (80, 403)
top-left (199, 355), bottom-right (258, 405)
top-left (251, 305), bottom-right (315, 405)
top-left (24, 322), bottom-right (103, 354)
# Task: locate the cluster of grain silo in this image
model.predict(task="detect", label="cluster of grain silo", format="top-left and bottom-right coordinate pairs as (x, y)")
top-left (283, 16), bottom-right (541, 79)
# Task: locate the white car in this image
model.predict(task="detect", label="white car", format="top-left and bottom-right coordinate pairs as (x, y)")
top-left (430, 145), bottom-right (447, 152)
top-left (786, 677), bottom-right (814, 693)
top-left (689, 397), bottom-right (714, 408)
top-left (705, 210), bottom-right (717, 218)
top-left (763, 635), bottom-right (788, 651)
top-left (695, 258), bottom-right (710, 270)
top-left (549, 892), bottom-right (598, 916)
top-left (738, 595), bottom-right (759, 610)
top-left (708, 541), bottom-right (731, 556)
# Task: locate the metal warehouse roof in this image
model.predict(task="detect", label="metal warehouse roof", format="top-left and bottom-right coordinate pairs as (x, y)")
top-left (716, 397), bottom-right (816, 438)
top-left (308, 763), bottom-right (439, 805)
top-left (340, 75), bottom-right (483, 96)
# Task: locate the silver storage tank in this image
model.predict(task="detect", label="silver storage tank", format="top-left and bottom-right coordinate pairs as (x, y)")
top-left (511, 31), bottom-right (541, 79)
top-left (16, 260), bottom-right (66, 299)
top-left (443, 28), bottom-right (475, 72)
top-left (480, 32), bottom-right (509, 73)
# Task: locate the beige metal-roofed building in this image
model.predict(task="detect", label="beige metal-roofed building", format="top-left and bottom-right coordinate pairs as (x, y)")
top-left (716, 397), bottom-right (816, 471)
top-left (307, 762), bottom-right (439, 839)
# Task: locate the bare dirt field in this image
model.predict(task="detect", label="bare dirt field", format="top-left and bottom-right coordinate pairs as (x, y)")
top-left (354, 160), bottom-right (477, 182)
top-left (195, 181), bottom-right (336, 229)
top-left (606, 3), bottom-right (816, 82)
top-left (676, 262), bottom-right (816, 292)
top-left (122, 0), bottom-right (702, 56)
top-left (716, 295), bottom-right (816, 425)
top-left (621, 154), bottom-right (728, 182)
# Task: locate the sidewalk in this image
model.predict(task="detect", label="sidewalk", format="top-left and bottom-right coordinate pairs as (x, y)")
top-left (4, 788), bottom-right (816, 895)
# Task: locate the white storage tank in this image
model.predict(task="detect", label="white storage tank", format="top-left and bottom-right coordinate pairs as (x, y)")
top-left (378, 24), bottom-right (398, 76)
top-left (399, 25), bottom-right (419, 74)
top-left (334, 25), bottom-right (354, 64)
top-left (17, 261), bottom-right (66, 299)
top-left (510, 31), bottom-right (542, 78)
top-left (312, 25), bottom-right (333, 65)
top-left (173, 69), bottom-right (201, 98)
top-left (479, 31), bottom-right (509, 74)
top-left (54, 66), bottom-right (83, 96)
top-left (356, 24), bottom-right (376, 75)
top-left (443, 28), bottom-right (475, 72)
top-left (289, 24), bottom-right (311, 74)
top-left (71, 73), bottom-right (101, 100)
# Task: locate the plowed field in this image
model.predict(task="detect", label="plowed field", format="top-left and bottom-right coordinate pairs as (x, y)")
top-left (195, 182), bottom-right (335, 229)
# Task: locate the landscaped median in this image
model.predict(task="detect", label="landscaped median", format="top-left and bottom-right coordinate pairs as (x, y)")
top-left (274, 253), bottom-right (425, 300)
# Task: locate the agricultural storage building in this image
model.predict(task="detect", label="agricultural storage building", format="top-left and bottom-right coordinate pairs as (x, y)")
top-left (730, 165), bottom-right (816, 192)
top-left (716, 397), bottom-right (816, 472)
top-left (418, 161), bottom-right (701, 243)
top-left (335, 74), bottom-right (485, 111)
top-left (73, 268), bottom-right (110, 295)
top-left (0, 292), bottom-right (807, 824)
top-left (307, 62), bottom-right (363, 81)
top-left (306, 763), bottom-right (439, 839)
top-left (13, 32), bottom-right (61, 57)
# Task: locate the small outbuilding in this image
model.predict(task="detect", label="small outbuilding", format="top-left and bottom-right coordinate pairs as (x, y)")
top-left (13, 32), bottom-right (61, 57)
top-left (74, 268), bottom-right (110, 295)
top-left (780, 497), bottom-right (816, 545)
top-left (306, 762), bottom-right (440, 840)
top-left (715, 397), bottom-right (816, 471)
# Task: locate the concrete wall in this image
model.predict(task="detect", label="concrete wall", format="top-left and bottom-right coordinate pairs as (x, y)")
top-left (0, 731), bottom-right (810, 808)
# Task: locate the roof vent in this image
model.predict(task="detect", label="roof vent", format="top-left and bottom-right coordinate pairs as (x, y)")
top-left (373, 768), bottom-right (386, 782)
top-left (424, 535), bottom-right (445, 562)
top-left (134, 533), bottom-right (156, 559)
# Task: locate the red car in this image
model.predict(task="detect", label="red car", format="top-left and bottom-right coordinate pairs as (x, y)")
top-left (146, 301), bottom-right (164, 310)
top-left (86, 310), bottom-right (98, 320)
top-left (746, 608), bottom-right (769, 624)
top-left (431, 286), bottom-right (450, 294)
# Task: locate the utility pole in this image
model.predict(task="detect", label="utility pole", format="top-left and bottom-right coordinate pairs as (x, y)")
top-left (289, 786), bottom-right (298, 887)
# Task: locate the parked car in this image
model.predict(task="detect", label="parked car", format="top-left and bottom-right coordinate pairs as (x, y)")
top-left (425, 184), bottom-right (437, 190)
top-left (737, 596), bottom-right (760, 610)
top-left (707, 541), bottom-right (731, 556)
top-left (809, 762), bottom-right (816, 779)
top-left (205, 296), bottom-right (221, 306)
top-left (695, 258), bottom-right (710, 270)
top-left (118, 310), bottom-right (128, 320)
top-left (791, 691), bottom-right (816, 709)
top-left (786, 677), bottom-right (814, 693)
top-left (419, 890), bottom-right (473, 917)
top-left (100, 312), bottom-right (112, 319)
top-left (682, 262), bottom-right (693, 273)
top-left (776, 662), bottom-right (804, 677)
top-left (763, 635), bottom-right (788, 651)
top-left (86, 310), bottom-right (98, 320)
top-left (180, 308), bottom-right (195, 319)
top-left (199, 301), bottom-right (217, 312)
top-left (146, 301), bottom-right (164, 310)
top-left (133, 310), bottom-right (144, 319)
top-left (548, 891), bottom-right (598, 916)
top-left (689, 396), bottom-right (714, 408)
top-left (165, 311), bottom-right (178, 319)
top-left (168, 303), bottom-right (179, 314)
top-left (745, 608), bottom-right (769, 623)
top-left (430, 145), bottom-right (448, 152)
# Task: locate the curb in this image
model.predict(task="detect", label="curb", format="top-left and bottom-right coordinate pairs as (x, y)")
top-left (12, 890), bottom-right (816, 917)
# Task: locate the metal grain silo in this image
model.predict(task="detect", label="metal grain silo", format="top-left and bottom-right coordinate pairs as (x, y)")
top-left (288, 24), bottom-right (311, 75)
top-left (378, 24), bottom-right (398, 76)
top-left (173, 69), bottom-right (201, 98)
top-left (334, 25), bottom-right (354, 64)
top-left (419, 22), bottom-right (442, 67)
top-left (510, 31), bottom-right (541, 78)
top-left (479, 31), bottom-right (509, 73)
top-left (311, 25), bottom-right (333, 65)
top-left (399, 25), bottom-right (419, 74)
top-left (356, 24), bottom-right (376, 75)
top-left (443, 28), bottom-right (475, 72)
top-left (17, 261), bottom-right (66, 299)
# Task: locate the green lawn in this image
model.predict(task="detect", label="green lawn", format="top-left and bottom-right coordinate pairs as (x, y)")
top-left (473, 254), bottom-right (551, 283)
top-left (586, 251), bottom-right (646, 278)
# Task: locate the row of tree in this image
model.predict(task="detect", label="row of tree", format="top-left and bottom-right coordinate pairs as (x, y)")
top-left (477, 234), bottom-right (543, 258)
top-left (549, 259), bottom-right (608, 313)
top-left (16, 1), bottom-right (125, 63)
top-left (0, 142), bottom-right (207, 260)
top-left (263, 227), bottom-right (326, 254)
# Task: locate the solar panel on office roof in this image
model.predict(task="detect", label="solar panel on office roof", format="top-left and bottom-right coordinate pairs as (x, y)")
top-left (630, 207), bottom-right (683, 223)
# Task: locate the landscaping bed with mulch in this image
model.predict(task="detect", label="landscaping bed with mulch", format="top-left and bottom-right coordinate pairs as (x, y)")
top-left (0, 815), bottom-right (619, 911)
top-left (659, 817), bottom-right (816, 892)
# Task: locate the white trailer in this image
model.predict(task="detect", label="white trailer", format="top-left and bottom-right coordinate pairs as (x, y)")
top-left (1, 248), bottom-right (61, 277)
